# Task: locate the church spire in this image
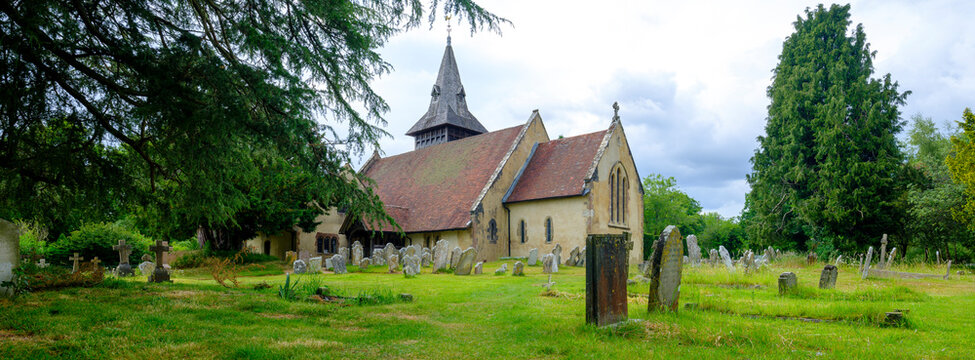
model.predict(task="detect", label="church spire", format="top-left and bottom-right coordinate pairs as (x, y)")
top-left (406, 32), bottom-right (487, 150)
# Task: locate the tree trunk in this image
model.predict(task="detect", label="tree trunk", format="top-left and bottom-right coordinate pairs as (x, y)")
top-left (197, 226), bottom-right (245, 252)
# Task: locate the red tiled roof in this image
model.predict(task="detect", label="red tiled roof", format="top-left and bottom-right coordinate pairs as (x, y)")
top-left (504, 130), bottom-right (608, 203)
top-left (362, 125), bottom-right (524, 232)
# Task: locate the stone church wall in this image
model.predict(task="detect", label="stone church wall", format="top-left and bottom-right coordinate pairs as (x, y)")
top-left (508, 196), bottom-right (588, 259)
top-left (586, 123), bottom-right (644, 264)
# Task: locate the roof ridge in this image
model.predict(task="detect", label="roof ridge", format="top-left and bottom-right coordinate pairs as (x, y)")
top-left (470, 110), bottom-right (542, 212)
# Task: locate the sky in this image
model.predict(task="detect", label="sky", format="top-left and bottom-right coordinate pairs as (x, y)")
top-left (357, 0), bottom-right (975, 219)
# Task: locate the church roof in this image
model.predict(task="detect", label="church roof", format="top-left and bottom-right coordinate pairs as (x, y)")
top-left (504, 129), bottom-right (609, 203)
top-left (405, 40), bottom-right (488, 136)
top-left (361, 125), bottom-right (524, 232)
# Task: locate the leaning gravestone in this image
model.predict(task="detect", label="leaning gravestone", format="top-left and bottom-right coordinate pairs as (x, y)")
top-left (513, 261), bottom-right (525, 276)
top-left (0, 219), bottom-right (20, 298)
top-left (552, 244), bottom-right (563, 265)
top-left (648, 226), bottom-right (683, 312)
top-left (454, 247), bottom-right (477, 275)
top-left (113, 239), bottom-right (135, 277)
top-left (778, 272), bottom-right (798, 294)
top-left (566, 246), bottom-right (580, 267)
top-left (387, 254), bottom-right (399, 273)
top-left (449, 246), bottom-right (462, 269)
top-left (421, 250), bottom-right (432, 267)
top-left (149, 240), bottom-right (173, 283)
top-left (585, 233), bottom-right (632, 325)
top-left (819, 265), bottom-right (838, 289)
top-left (860, 246), bottom-right (874, 280)
top-left (308, 257), bottom-right (323, 273)
top-left (887, 248), bottom-right (897, 268)
top-left (293, 259), bottom-right (308, 274)
top-left (494, 263), bottom-right (508, 275)
top-left (331, 254), bottom-right (348, 274)
top-left (542, 254), bottom-right (556, 273)
top-left (474, 261), bottom-right (484, 274)
top-left (686, 235), bottom-right (701, 266)
top-left (718, 246), bottom-right (734, 272)
top-left (352, 241), bottom-right (363, 267)
top-left (527, 248), bottom-right (539, 266)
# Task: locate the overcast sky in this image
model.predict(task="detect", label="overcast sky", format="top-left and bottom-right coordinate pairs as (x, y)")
top-left (357, 0), bottom-right (975, 218)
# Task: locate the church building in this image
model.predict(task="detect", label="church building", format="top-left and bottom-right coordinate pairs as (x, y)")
top-left (247, 36), bottom-right (645, 264)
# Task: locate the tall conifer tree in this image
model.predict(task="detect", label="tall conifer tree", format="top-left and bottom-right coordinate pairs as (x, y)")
top-left (744, 4), bottom-right (909, 252)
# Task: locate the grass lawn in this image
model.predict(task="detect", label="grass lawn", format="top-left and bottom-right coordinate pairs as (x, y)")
top-left (1, 258), bottom-right (973, 359)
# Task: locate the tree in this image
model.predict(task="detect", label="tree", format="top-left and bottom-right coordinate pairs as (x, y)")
top-left (642, 174), bottom-right (702, 239)
top-left (0, 1), bottom-right (508, 248)
top-left (744, 4), bottom-right (909, 253)
top-left (697, 212), bottom-right (745, 254)
top-left (946, 108), bottom-right (975, 260)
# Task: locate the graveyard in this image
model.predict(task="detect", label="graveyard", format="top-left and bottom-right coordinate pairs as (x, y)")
top-left (1, 243), bottom-right (971, 359)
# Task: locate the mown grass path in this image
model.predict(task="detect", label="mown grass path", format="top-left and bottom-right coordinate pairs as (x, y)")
top-left (1, 260), bottom-right (973, 359)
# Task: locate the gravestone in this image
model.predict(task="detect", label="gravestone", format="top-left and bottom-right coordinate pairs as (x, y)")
top-left (807, 252), bottom-right (817, 265)
top-left (387, 254), bottom-right (399, 273)
top-left (542, 254), bottom-right (556, 273)
top-left (332, 254), bottom-right (348, 274)
top-left (577, 247), bottom-right (586, 267)
top-left (69, 252), bottom-right (85, 273)
top-left (293, 259), bottom-right (307, 274)
top-left (359, 257), bottom-right (371, 269)
top-left (709, 249), bottom-right (719, 266)
top-left (494, 263), bottom-right (508, 275)
top-left (474, 261), bottom-right (484, 274)
top-left (148, 240), bottom-right (173, 283)
top-left (879, 234), bottom-right (888, 269)
top-left (0, 219), bottom-right (18, 297)
top-left (454, 247), bottom-right (477, 275)
top-left (527, 248), bottom-right (539, 266)
top-left (421, 252), bottom-right (432, 267)
top-left (433, 240), bottom-right (449, 271)
top-left (113, 239), bottom-right (134, 277)
top-left (778, 272), bottom-right (797, 295)
top-left (285, 250), bottom-right (298, 265)
top-left (325, 256), bottom-right (333, 270)
top-left (887, 248), bottom-right (897, 268)
top-left (383, 243), bottom-right (396, 261)
top-left (648, 226), bottom-right (683, 312)
top-left (552, 244), bottom-right (562, 265)
top-left (373, 249), bottom-right (385, 266)
top-left (36, 259), bottom-right (49, 268)
top-left (585, 233), bottom-right (632, 326)
top-left (406, 245), bottom-right (418, 257)
top-left (513, 261), bottom-right (525, 276)
top-left (339, 247), bottom-right (350, 265)
top-left (450, 246), bottom-right (462, 269)
top-left (835, 255), bottom-right (843, 266)
top-left (936, 251), bottom-right (941, 265)
top-left (90, 257), bottom-right (102, 271)
top-left (718, 246), bottom-right (734, 272)
top-left (819, 265), bottom-right (838, 289)
top-left (566, 246), bottom-right (580, 267)
top-left (352, 241), bottom-right (363, 267)
top-left (860, 246), bottom-right (874, 280)
top-left (138, 254), bottom-right (154, 277)
top-left (403, 255), bottom-right (420, 277)
top-left (308, 257), bottom-right (323, 273)
top-left (686, 235), bottom-right (701, 266)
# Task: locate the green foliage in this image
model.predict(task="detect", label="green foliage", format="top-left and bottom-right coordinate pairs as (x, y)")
top-left (642, 174), bottom-right (702, 237)
top-left (744, 4), bottom-right (909, 252)
top-left (277, 273), bottom-right (301, 301)
top-left (49, 222), bottom-right (152, 266)
top-left (15, 219), bottom-right (49, 260)
top-left (697, 212), bottom-right (745, 252)
top-left (947, 108), bottom-right (975, 230)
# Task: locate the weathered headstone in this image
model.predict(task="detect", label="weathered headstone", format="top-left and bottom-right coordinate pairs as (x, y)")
top-left (709, 249), bottom-right (719, 266)
top-left (332, 254), bottom-right (348, 274)
top-left (433, 240), bottom-right (449, 271)
top-left (936, 250), bottom-right (941, 265)
top-left (566, 246), bottom-right (580, 267)
top-left (454, 247), bottom-right (477, 275)
top-left (387, 254), bottom-right (399, 273)
top-left (308, 257), bottom-right (323, 273)
top-left (778, 272), bottom-right (797, 295)
top-left (686, 235), bottom-right (701, 266)
top-left (138, 254), bottom-right (154, 277)
top-left (474, 261), bottom-right (484, 274)
top-left (648, 226), bottom-right (683, 312)
top-left (339, 247), bottom-right (350, 265)
top-left (325, 256), bottom-right (333, 270)
top-left (718, 246), bottom-right (734, 272)
top-left (113, 239), bottom-right (134, 277)
top-left (403, 255), bottom-right (420, 277)
top-left (285, 250), bottom-right (298, 265)
top-left (293, 259), bottom-right (308, 274)
top-left (148, 240), bottom-right (173, 283)
top-left (406, 245), bottom-right (418, 257)
top-left (69, 252), bottom-right (85, 273)
top-left (807, 252), bottom-right (818, 265)
top-left (819, 265), bottom-right (838, 289)
top-left (860, 246), bottom-right (874, 280)
top-left (586, 233), bottom-right (632, 325)
top-left (577, 247), bottom-right (586, 267)
top-left (0, 219), bottom-right (18, 297)
top-left (835, 255), bottom-right (843, 266)
top-left (527, 248), bottom-right (539, 266)
top-left (494, 263), bottom-right (508, 275)
top-left (879, 234), bottom-right (888, 269)
top-left (552, 243), bottom-right (562, 265)
top-left (359, 257), bottom-right (371, 269)
top-left (352, 241), bottom-right (363, 267)
top-left (887, 248), bottom-right (897, 268)
top-left (450, 246), bottom-right (462, 269)
top-left (421, 251), bottom-right (432, 267)
top-left (542, 253), bottom-right (556, 273)
top-left (513, 261), bottom-right (525, 276)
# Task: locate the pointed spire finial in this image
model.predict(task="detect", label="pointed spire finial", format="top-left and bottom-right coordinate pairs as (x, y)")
top-left (612, 102), bottom-right (620, 121)
top-left (445, 15), bottom-right (452, 46)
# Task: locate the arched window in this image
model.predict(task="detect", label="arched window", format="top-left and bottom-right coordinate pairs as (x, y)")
top-left (610, 163), bottom-right (628, 225)
top-left (545, 217), bottom-right (553, 243)
top-left (488, 219), bottom-right (498, 244)
top-left (519, 220), bottom-right (526, 243)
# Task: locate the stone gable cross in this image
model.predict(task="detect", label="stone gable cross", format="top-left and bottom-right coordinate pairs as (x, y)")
top-left (149, 240), bottom-right (172, 265)
top-left (69, 252), bottom-right (84, 273)
top-left (113, 239), bottom-right (133, 265)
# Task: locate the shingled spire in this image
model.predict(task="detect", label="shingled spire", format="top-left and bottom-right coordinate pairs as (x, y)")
top-left (406, 35), bottom-right (487, 150)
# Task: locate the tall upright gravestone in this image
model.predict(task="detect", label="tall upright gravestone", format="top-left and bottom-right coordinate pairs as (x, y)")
top-left (878, 234), bottom-right (888, 269)
top-left (148, 240), bottom-right (173, 283)
top-left (648, 226), bottom-right (684, 312)
top-left (686, 235), bottom-right (701, 266)
top-left (0, 219), bottom-right (20, 297)
top-left (113, 239), bottom-right (134, 277)
top-left (585, 233), bottom-right (632, 326)
top-left (819, 265), bottom-right (838, 289)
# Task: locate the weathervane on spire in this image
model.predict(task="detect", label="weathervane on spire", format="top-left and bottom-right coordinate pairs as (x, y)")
top-left (445, 15), bottom-right (452, 45)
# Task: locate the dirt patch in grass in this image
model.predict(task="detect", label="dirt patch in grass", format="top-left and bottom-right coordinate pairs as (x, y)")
top-left (0, 329), bottom-right (33, 342)
top-left (371, 311), bottom-right (428, 321)
top-left (165, 290), bottom-right (204, 299)
top-left (259, 313), bottom-right (302, 319)
top-left (275, 338), bottom-right (337, 348)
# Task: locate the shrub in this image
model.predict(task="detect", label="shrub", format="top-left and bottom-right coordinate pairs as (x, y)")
top-left (170, 237), bottom-right (199, 251)
top-left (206, 248), bottom-right (249, 288)
top-left (171, 251), bottom-right (207, 269)
top-left (49, 222), bottom-right (153, 266)
top-left (16, 220), bottom-right (50, 261)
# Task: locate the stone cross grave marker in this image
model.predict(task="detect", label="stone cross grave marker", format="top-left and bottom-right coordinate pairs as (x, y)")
top-left (454, 247), bottom-right (477, 275)
top-left (686, 235), bottom-right (701, 266)
top-left (148, 240), bottom-right (173, 283)
top-left (585, 233), bottom-right (632, 326)
top-left (113, 239), bottom-right (134, 277)
top-left (819, 265), bottom-right (838, 289)
top-left (552, 243), bottom-right (562, 265)
top-left (36, 259), bottom-right (49, 268)
top-left (879, 234), bottom-right (888, 269)
top-left (89, 257), bottom-right (102, 272)
top-left (778, 272), bottom-right (797, 295)
top-left (566, 246), bottom-right (580, 266)
top-left (69, 252), bottom-right (84, 273)
top-left (648, 226), bottom-right (683, 312)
